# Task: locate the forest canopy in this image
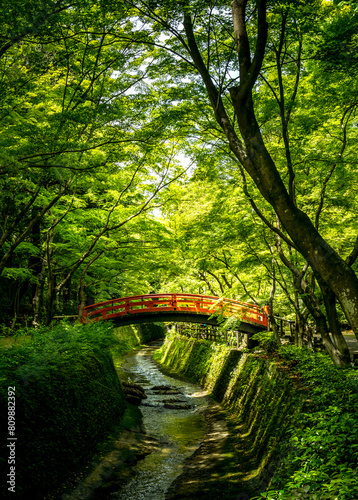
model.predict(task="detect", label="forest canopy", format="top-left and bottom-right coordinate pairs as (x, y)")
top-left (1, 0), bottom-right (358, 365)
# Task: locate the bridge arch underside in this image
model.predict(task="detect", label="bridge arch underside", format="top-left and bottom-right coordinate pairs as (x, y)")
top-left (110, 312), bottom-right (264, 335)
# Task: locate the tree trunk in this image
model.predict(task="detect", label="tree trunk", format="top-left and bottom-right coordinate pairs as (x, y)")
top-left (230, 90), bottom-right (358, 338)
top-left (77, 251), bottom-right (103, 321)
top-left (295, 312), bottom-right (305, 347)
top-left (78, 279), bottom-right (86, 321)
top-left (317, 277), bottom-right (351, 365)
top-left (306, 324), bottom-right (314, 349)
top-left (268, 261), bottom-right (281, 346)
top-left (32, 258), bottom-right (45, 328)
top-left (45, 275), bottom-right (56, 326)
top-left (297, 280), bottom-right (349, 366)
top-left (182, 6), bottom-right (358, 339)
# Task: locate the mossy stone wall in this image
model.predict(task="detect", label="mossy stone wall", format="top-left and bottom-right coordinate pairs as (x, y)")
top-left (3, 350), bottom-right (125, 499)
top-left (113, 322), bottom-right (165, 356)
top-left (155, 334), bottom-right (303, 474)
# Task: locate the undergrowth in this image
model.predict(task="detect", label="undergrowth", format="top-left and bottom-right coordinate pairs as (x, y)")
top-left (0, 321), bottom-right (126, 499)
top-left (253, 345), bottom-right (358, 500)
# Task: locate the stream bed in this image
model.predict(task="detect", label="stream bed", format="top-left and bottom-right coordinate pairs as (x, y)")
top-left (115, 344), bottom-right (210, 499)
top-left (64, 343), bottom-right (210, 500)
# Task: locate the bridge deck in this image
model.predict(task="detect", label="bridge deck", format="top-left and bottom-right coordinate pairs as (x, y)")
top-left (81, 293), bottom-right (268, 332)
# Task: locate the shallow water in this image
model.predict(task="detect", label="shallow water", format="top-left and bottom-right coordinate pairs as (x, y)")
top-left (113, 345), bottom-right (209, 500)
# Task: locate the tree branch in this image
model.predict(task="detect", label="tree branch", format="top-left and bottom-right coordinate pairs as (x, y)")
top-left (0, 179), bottom-right (72, 276)
top-left (315, 103), bottom-right (357, 230)
top-left (231, 0), bottom-right (268, 101)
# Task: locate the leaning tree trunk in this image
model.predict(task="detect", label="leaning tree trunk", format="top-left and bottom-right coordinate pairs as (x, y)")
top-left (229, 90), bottom-right (358, 338)
top-left (182, 4), bottom-right (358, 339)
top-left (228, 0), bottom-right (358, 338)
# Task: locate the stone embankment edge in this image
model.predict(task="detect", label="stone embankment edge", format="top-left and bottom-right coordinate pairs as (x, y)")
top-left (154, 334), bottom-right (306, 499)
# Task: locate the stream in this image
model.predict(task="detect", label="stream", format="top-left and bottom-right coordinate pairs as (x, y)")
top-left (64, 343), bottom-right (210, 500)
top-left (116, 344), bottom-right (210, 499)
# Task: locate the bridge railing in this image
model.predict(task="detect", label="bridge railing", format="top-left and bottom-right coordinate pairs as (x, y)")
top-left (81, 293), bottom-right (268, 328)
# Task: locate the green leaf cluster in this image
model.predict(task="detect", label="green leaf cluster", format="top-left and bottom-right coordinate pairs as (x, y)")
top-left (259, 346), bottom-right (358, 499)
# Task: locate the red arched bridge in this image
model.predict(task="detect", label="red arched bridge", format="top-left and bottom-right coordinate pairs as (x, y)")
top-left (81, 293), bottom-right (269, 334)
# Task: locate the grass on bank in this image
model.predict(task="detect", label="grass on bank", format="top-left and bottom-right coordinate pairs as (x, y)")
top-left (255, 344), bottom-right (358, 500)
top-left (0, 321), bottom-right (126, 499)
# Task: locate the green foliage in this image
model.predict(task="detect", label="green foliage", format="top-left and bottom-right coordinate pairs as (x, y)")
top-left (252, 331), bottom-right (279, 354)
top-left (314, 0), bottom-right (358, 74)
top-left (0, 0), bottom-right (187, 325)
top-left (258, 346), bottom-right (358, 499)
top-left (161, 179), bottom-right (275, 305)
top-left (0, 322), bottom-right (126, 498)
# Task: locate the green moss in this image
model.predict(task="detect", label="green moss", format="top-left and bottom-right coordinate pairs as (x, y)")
top-left (0, 323), bottom-right (127, 499)
top-left (155, 333), bottom-right (305, 496)
top-left (136, 322), bottom-right (166, 343)
top-left (156, 334), bottom-right (358, 500)
top-left (112, 322), bottom-right (165, 358)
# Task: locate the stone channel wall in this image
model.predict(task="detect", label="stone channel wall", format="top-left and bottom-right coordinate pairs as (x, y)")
top-left (154, 333), bottom-right (305, 487)
top-left (1, 322), bottom-right (166, 500)
top-left (112, 322), bottom-right (166, 355)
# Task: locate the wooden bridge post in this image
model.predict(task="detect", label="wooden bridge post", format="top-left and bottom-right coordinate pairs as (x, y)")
top-left (263, 304), bottom-right (270, 331)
